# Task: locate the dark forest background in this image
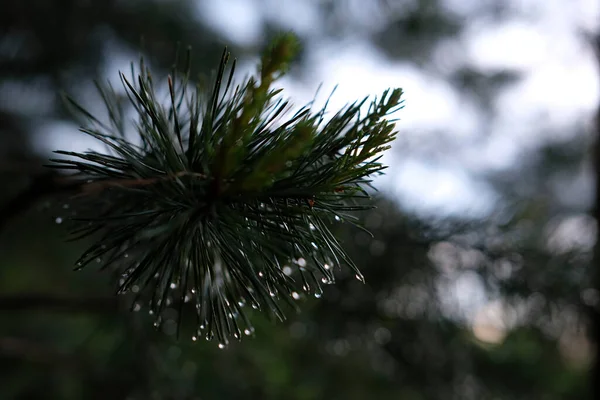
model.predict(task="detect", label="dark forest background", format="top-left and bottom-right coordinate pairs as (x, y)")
top-left (0, 1), bottom-right (596, 399)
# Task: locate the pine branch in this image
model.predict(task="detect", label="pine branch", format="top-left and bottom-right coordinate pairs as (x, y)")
top-left (0, 171), bottom-right (82, 231)
top-left (49, 33), bottom-right (403, 346)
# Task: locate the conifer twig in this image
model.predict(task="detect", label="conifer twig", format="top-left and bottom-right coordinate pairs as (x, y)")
top-left (47, 33), bottom-right (403, 345)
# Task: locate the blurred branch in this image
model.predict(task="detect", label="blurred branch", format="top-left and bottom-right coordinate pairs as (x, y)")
top-left (0, 171), bottom-right (81, 232)
top-left (0, 336), bottom-right (80, 365)
top-left (0, 293), bottom-right (118, 313)
top-left (589, 32), bottom-right (600, 399)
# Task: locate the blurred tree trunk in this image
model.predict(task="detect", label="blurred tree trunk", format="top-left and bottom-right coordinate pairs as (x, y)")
top-left (592, 33), bottom-right (600, 400)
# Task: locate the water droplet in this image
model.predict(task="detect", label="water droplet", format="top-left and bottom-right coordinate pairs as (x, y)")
top-left (170, 282), bottom-right (177, 289)
top-left (234, 333), bottom-right (240, 339)
top-left (334, 216), bottom-right (341, 221)
top-left (309, 223), bottom-right (316, 231)
top-left (321, 277), bottom-right (329, 284)
top-left (297, 258), bottom-right (307, 267)
top-left (218, 343), bottom-right (226, 349)
top-left (355, 274), bottom-right (364, 282)
top-left (282, 266), bottom-right (292, 276)
top-left (132, 285), bottom-right (140, 293)
top-left (184, 295), bottom-right (191, 303)
top-left (95, 258), bottom-right (101, 263)
top-left (149, 310), bottom-right (154, 315)
top-left (244, 328), bottom-right (254, 336)
top-left (324, 264), bottom-right (331, 270)
top-left (55, 217), bottom-right (63, 224)
top-left (311, 242), bottom-right (318, 249)
top-left (200, 324), bottom-right (205, 330)
top-left (191, 289), bottom-right (196, 294)
top-left (314, 293), bottom-right (322, 298)
top-left (252, 303), bottom-right (259, 309)
top-left (291, 292), bottom-right (300, 300)
top-left (269, 291), bottom-right (275, 297)
top-left (133, 303), bottom-right (141, 312)
top-left (192, 336), bottom-right (197, 341)
top-left (124, 253), bottom-right (129, 258)
top-left (285, 160), bottom-right (293, 167)
top-left (258, 272), bottom-right (264, 278)
top-left (237, 300), bottom-right (245, 307)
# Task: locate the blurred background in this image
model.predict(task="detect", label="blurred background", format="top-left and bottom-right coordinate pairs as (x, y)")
top-left (0, 0), bottom-right (598, 399)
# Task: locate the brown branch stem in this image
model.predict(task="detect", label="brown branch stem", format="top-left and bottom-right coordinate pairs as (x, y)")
top-left (0, 170), bottom-right (209, 232)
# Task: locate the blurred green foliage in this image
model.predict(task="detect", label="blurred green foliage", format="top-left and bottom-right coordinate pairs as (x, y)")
top-left (0, 0), bottom-right (593, 399)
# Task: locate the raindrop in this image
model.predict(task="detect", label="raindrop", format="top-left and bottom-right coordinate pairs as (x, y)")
top-left (133, 303), bottom-right (141, 312)
top-left (55, 217), bottom-right (63, 224)
top-left (191, 289), bottom-right (196, 294)
top-left (258, 272), bottom-right (264, 278)
top-left (291, 292), bottom-right (300, 300)
top-left (149, 310), bottom-right (154, 315)
top-left (314, 293), bottom-right (322, 298)
top-left (282, 266), bottom-right (292, 276)
top-left (355, 274), bottom-right (364, 282)
top-left (192, 336), bottom-right (197, 341)
top-left (95, 258), bottom-right (101, 263)
top-left (132, 285), bottom-right (140, 293)
top-left (170, 282), bottom-right (177, 289)
top-left (269, 291), bottom-right (276, 297)
top-left (234, 333), bottom-right (240, 339)
top-left (252, 303), bottom-right (259, 309)
top-left (124, 253), bottom-right (129, 258)
top-left (324, 264), bottom-right (331, 270)
top-left (297, 258), bottom-right (307, 267)
top-left (285, 160), bottom-right (293, 167)
top-left (119, 278), bottom-right (125, 286)
top-left (218, 343), bottom-right (226, 349)
top-left (200, 324), bottom-right (205, 330)
top-left (238, 300), bottom-right (245, 307)
top-left (302, 285), bottom-right (308, 291)
top-left (334, 216), bottom-right (341, 221)
top-left (321, 277), bottom-right (329, 284)
top-left (244, 328), bottom-right (254, 336)
top-left (309, 223), bottom-right (316, 231)
top-left (184, 295), bottom-right (191, 303)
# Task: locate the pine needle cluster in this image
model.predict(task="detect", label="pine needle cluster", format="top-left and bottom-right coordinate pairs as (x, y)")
top-left (50, 34), bottom-right (403, 346)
